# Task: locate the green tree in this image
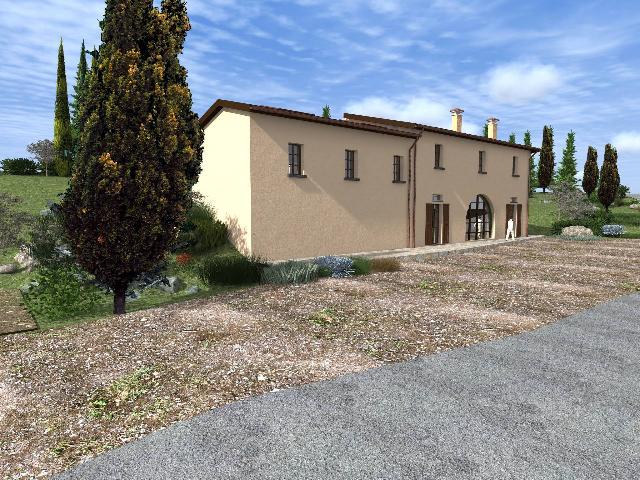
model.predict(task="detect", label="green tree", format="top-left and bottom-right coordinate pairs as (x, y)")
top-left (53, 39), bottom-right (73, 177)
top-left (581, 146), bottom-right (599, 197)
top-left (508, 133), bottom-right (516, 143)
top-left (524, 130), bottom-right (537, 196)
top-left (538, 125), bottom-right (554, 193)
top-left (322, 104), bottom-right (331, 119)
top-left (597, 144), bottom-right (620, 211)
top-left (70, 40), bottom-right (89, 161)
top-left (483, 123), bottom-right (488, 137)
top-left (62, 0), bottom-right (203, 314)
top-left (556, 130), bottom-right (577, 186)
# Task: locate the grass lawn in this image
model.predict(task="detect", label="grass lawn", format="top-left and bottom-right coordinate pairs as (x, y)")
top-left (0, 174), bottom-right (68, 214)
top-left (528, 192), bottom-right (640, 238)
top-left (0, 175), bottom-right (245, 331)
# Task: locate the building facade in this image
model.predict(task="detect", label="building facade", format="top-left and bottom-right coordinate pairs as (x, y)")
top-left (196, 100), bottom-right (539, 261)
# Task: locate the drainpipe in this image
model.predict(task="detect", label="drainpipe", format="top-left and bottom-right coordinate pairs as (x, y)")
top-left (407, 128), bottom-right (424, 248)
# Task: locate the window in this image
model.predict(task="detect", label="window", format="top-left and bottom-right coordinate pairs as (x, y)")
top-left (478, 151), bottom-right (487, 174)
top-left (288, 143), bottom-right (304, 177)
top-left (393, 155), bottom-right (403, 182)
top-left (432, 194), bottom-right (443, 203)
top-left (345, 149), bottom-right (358, 180)
top-left (435, 144), bottom-right (444, 169)
top-left (512, 156), bottom-right (519, 176)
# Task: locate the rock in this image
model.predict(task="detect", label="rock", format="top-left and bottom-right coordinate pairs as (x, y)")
top-left (0, 264), bottom-right (19, 274)
top-left (14, 246), bottom-right (37, 272)
top-left (561, 226), bottom-right (593, 237)
top-left (19, 281), bottom-right (39, 293)
top-left (157, 276), bottom-right (184, 294)
top-left (127, 290), bottom-right (141, 300)
top-left (257, 374), bottom-right (267, 382)
top-left (185, 285), bottom-right (200, 295)
top-left (630, 203), bottom-right (640, 210)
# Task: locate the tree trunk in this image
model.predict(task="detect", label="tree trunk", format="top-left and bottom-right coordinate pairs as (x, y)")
top-left (113, 283), bottom-right (127, 315)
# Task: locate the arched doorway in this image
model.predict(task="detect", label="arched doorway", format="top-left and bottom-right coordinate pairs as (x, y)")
top-left (466, 195), bottom-right (492, 240)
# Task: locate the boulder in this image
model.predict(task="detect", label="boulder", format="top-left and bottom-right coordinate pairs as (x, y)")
top-left (561, 225), bottom-right (593, 237)
top-left (630, 203), bottom-right (640, 210)
top-left (0, 264), bottom-right (19, 274)
top-left (185, 285), bottom-right (200, 295)
top-left (157, 276), bottom-right (184, 294)
top-left (14, 246), bottom-right (37, 272)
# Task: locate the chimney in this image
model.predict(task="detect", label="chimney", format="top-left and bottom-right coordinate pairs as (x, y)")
top-left (450, 108), bottom-right (464, 132)
top-left (487, 117), bottom-right (499, 139)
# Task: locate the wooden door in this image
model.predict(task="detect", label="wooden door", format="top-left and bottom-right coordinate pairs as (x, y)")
top-left (443, 204), bottom-right (450, 244)
top-left (516, 203), bottom-right (522, 237)
top-left (425, 203), bottom-right (434, 245)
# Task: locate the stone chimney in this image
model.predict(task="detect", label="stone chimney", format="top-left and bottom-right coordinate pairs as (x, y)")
top-left (450, 108), bottom-right (464, 132)
top-left (487, 117), bottom-right (499, 139)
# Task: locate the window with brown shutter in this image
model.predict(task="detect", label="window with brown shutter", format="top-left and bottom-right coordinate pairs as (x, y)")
top-left (512, 156), bottom-right (519, 177)
top-left (434, 144), bottom-right (444, 169)
top-left (288, 143), bottom-right (304, 177)
top-left (345, 150), bottom-right (359, 181)
top-left (478, 151), bottom-right (487, 174)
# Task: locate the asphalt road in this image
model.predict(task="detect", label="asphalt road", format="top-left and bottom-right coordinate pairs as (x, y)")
top-left (59, 294), bottom-right (640, 479)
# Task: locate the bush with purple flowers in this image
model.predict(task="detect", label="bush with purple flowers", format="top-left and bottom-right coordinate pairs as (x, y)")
top-left (601, 224), bottom-right (625, 237)
top-left (313, 256), bottom-right (354, 278)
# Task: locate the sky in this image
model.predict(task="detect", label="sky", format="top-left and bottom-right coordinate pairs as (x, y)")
top-left (1, 0), bottom-right (639, 191)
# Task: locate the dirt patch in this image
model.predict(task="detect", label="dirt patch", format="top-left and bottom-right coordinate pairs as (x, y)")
top-left (0, 289), bottom-right (36, 335)
top-left (1, 238), bottom-right (639, 477)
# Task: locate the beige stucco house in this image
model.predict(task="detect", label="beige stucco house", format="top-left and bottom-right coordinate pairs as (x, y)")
top-left (196, 99), bottom-right (539, 261)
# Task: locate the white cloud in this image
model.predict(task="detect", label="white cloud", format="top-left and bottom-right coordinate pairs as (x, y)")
top-left (613, 132), bottom-right (640, 153)
top-left (486, 62), bottom-right (562, 105)
top-left (343, 96), bottom-right (480, 134)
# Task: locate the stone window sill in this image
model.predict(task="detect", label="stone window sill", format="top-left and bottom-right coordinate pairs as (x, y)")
top-left (344, 177), bottom-right (361, 181)
top-left (288, 174), bottom-right (307, 178)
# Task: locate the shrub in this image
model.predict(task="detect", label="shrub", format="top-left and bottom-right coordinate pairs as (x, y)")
top-left (552, 180), bottom-right (594, 221)
top-left (23, 264), bottom-right (102, 322)
top-left (179, 201), bottom-right (227, 253)
top-left (28, 205), bottom-right (71, 267)
top-left (602, 224), bottom-right (625, 237)
top-left (615, 185), bottom-right (630, 206)
top-left (350, 257), bottom-right (371, 275)
top-left (0, 157), bottom-right (40, 175)
top-left (197, 254), bottom-right (265, 286)
top-left (0, 193), bottom-right (35, 249)
top-left (370, 257), bottom-right (401, 272)
top-left (550, 209), bottom-right (612, 236)
top-left (261, 261), bottom-right (320, 284)
top-left (313, 256), bottom-right (354, 278)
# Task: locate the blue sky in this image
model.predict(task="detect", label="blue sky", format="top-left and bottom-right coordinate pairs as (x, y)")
top-left (1, 0), bottom-right (639, 190)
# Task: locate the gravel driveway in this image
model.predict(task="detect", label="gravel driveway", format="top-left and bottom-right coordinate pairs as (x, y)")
top-left (59, 293), bottom-right (640, 479)
top-left (1, 238), bottom-right (639, 478)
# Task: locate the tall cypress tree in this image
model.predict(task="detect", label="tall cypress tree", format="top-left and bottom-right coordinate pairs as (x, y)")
top-left (53, 39), bottom-right (73, 177)
top-left (556, 130), bottom-right (577, 186)
top-left (508, 133), bottom-right (516, 143)
top-left (582, 146), bottom-right (599, 197)
top-left (597, 144), bottom-right (620, 211)
top-left (483, 123), bottom-right (489, 138)
top-left (62, 0), bottom-right (203, 314)
top-left (70, 40), bottom-right (89, 161)
top-left (538, 125), bottom-right (554, 193)
top-left (524, 130), bottom-right (537, 196)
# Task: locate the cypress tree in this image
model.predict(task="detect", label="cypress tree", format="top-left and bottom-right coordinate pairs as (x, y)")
top-left (508, 133), bottom-right (516, 144)
top-left (70, 40), bottom-right (89, 161)
top-left (483, 123), bottom-right (488, 137)
top-left (556, 130), bottom-right (577, 186)
top-left (582, 146), bottom-right (599, 197)
top-left (62, 0), bottom-right (203, 314)
top-left (322, 104), bottom-right (331, 119)
top-left (538, 125), bottom-right (554, 193)
top-left (597, 144), bottom-right (620, 211)
top-left (524, 130), bottom-right (537, 196)
top-left (53, 39), bottom-right (73, 177)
